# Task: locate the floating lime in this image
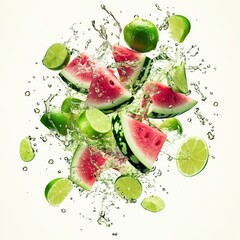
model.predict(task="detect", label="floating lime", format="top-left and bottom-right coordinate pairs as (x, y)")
top-left (159, 117), bottom-right (183, 136)
top-left (176, 137), bottom-right (209, 176)
top-left (43, 43), bottom-right (71, 70)
top-left (45, 178), bottom-right (73, 206)
top-left (78, 108), bottom-right (111, 139)
top-left (168, 62), bottom-right (188, 94)
top-left (20, 136), bottom-right (35, 162)
top-left (141, 195), bottom-right (165, 212)
top-left (114, 175), bottom-right (142, 201)
top-left (168, 15), bottom-right (191, 43)
top-left (61, 97), bottom-right (82, 113)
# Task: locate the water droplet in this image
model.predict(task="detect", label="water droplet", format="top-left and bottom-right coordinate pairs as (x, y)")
top-left (25, 91), bottom-right (30, 96)
top-left (134, 14), bottom-right (139, 18)
top-left (210, 92), bottom-right (213, 95)
top-left (112, 233), bottom-right (118, 236)
top-left (23, 166), bottom-right (28, 171)
top-left (167, 156), bottom-right (173, 161)
top-left (34, 108), bottom-right (40, 114)
top-left (48, 84), bottom-right (52, 88)
top-left (48, 159), bottom-right (54, 164)
top-left (213, 102), bottom-right (218, 107)
top-left (187, 118), bottom-right (192, 122)
top-left (58, 170), bottom-right (62, 174)
top-left (207, 132), bottom-right (215, 140)
top-left (61, 208), bottom-right (66, 213)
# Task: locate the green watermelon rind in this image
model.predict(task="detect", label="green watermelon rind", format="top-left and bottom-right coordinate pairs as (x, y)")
top-left (59, 70), bottom-right (89, 94)
top-left (147, 98), bottom-right (198, 119)
top-left (70, 145), bottom-right (92, 191)
top-left (112, 114), bottom-right (150, 173)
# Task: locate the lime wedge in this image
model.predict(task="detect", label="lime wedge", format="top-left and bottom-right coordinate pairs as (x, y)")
top-left (141, 195), bottom-right (165, 212)
top-left (20, 136), bottom-right (35, 162)
top-left (168, 15), bottom-right (191, 43)
top-left (114, 175), bottom-right (142, 201)
top-left (176, 137), bottom-right (209, 176)
top-left (168, 62), bottom-right (188, 94)
top-left (61, 97), bottom-right (81, 113)
top-left (78, 108), bottom-right (111, 139)
top-left (45, 178), bottom-right (73, 206)
top-left (50, 110), bottom-right (71, 135)
top-left (43, 43), bottom-right (71, 70)
top-left (159, 118), bottom-right (183, 136)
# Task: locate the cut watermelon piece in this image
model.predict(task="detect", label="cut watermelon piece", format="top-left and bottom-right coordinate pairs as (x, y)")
top-left (112, 44), bottom-right (152, 94)
top-left (86, 66), bottom-right (133, 113)
top-left (70, 145), bottom-right (107, 191)
top-left (112, 114), bottom-right (167, 172)
top-left (59, 53), bottom-right (95, 93)
top-left (143, 82), bottom-right (197, 118)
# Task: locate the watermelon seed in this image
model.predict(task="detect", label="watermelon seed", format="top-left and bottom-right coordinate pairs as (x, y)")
top-left (109, 80), bottom-right (115, 85)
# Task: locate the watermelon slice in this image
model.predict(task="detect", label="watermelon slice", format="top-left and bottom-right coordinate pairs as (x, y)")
top-left (86, 66), bottom-right (133, 113)
top-left (70, 144), bottom-right (107, 191)
top-left (112, 44), bottom-right (152, 93)
top-left (143, 82), bottom-right (197, 118)
top-left (112, 113), bottom-right (167, 172)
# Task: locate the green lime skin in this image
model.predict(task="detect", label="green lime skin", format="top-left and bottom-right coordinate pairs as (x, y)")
top-left (124, 18), bottom-right (159, 53)
top-left (61, 97), bottom-right (82, 113)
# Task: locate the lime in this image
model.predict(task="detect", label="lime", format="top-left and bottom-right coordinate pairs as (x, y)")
top-left (124, 18), bottom-right (159, 53)
top-left (78, 108), bottom-right (111, 139)
top-left (50, 110), bottom-right (71, 135)
top-left (159, 118), bottom-right (183, 136)
top-left (40, 112), bottom-right (55, 130)
top-left (168, 62), bottom-right (188, 94)
top-left (141, 195), bottom-right (165, 212)
top-left (114, 175), bottom-right (142, 201)
top-left (176, 137), bottom-right (209, 177)
top-left (43, 43), bottom-right (71, 70)
top-left (168, 15), bottom-right (191, 43)
top-left (45, 178), bottom-right (73, 206)
top-left (20, 136), bottom-right (35, 162)
top-left (61, 97), bottom-right (81, 113)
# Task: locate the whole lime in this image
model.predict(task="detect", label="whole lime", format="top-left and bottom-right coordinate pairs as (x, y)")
top-left (123, 18), bottom-right (159, 53)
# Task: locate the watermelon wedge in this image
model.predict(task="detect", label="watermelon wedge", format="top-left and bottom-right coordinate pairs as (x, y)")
top-left (143, 82), bottom-right (197, 118)
top-left (86, 66), bottom-right (133, 113)
top-left (112, 113), bottom-right (167, 172)
top-left (112, 44), bottom-right (152, 94)
top-left (70, 144), bottom-right (107, 191)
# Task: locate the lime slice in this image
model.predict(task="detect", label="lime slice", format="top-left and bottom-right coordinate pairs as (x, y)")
top-left (61, 97), bottom-right (81, 113)
top-left (20, 136), bottom-right (35, 162)
top-left (159, 118), bottom-right (183, 136)
top-left (168, 62), bottom-right (188, 94)
top-left (168, 15), bottom-right (191, 43)
top-left (176, 137), bottom-right (209, 176)
top-left (78, 108), bottom-right (111, 139)
top-left (141, 195), bottom-right (165, 212)
top-left (43, 43), bottom-right (71, 70)
top-left (45, 178), bottom-right (73, 206)
top-left (114, 175), bottom-right (142, 201)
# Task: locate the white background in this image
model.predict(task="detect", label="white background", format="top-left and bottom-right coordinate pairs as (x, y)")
top-left (1, 0), bottom-right (240, 239)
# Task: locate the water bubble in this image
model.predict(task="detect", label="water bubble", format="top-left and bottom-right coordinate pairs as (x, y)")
top-left (25, 91), bottom-right (30, 96)
top-left (61, 208), bottom-right (66, 213)
top-left (48, 159), bottom-right (54, 164)
top-left (167, 156), bottom-right (173, 161)
top-left (187, 118), bottom-right (192, 123)
top-left (213, 102), bottom-right (218, 107)
top-left (207, 132), bottom-right (215, 140)
top-left (34, 108), bottom-right (40, 114)
top-left (58, 170), bottom-right (62, 174)
top-left (134, 14), bottom-right (139, 18)
top-left (23, 166), bottom-right (28, 171)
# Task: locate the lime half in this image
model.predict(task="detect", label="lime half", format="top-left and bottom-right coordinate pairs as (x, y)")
top-left (114, 175), bottom-right (142, 201)
top-left (45, 178), bottom-right (73, 206)
top-left (78, 108), bottom-right (111, 139)
top-left (168, 15), bottom-right (191, 43)
top-left (168, 62), bottom-right (188, 94)
top-left (43, 43), bottom-right (71, 70)
top-left (20, 136), bottom-right (35, 162)
top-left (176, 137), bottom-right (209, 176)
top-left (141, 195), bottom-right (165, 212)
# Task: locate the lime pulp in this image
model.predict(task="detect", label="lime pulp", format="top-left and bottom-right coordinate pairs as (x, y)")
top-left (141, 195), bottom-right (165, 212)
top-left (20, 136), bottom-right (35, 162)
top-left (114, 175), bottom-right (142, 201)
top-left (45, 178), bottom-right (73, 206)
top-left (176, 137), bottom-right (209, 176)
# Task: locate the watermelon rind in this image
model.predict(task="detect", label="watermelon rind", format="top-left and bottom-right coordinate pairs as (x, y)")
top-left (147, 98), bottom-right (198, 118)
top-left (112, 114), bottom-right (150, 173)
top-left (70, 145), bottom-right (92, 191)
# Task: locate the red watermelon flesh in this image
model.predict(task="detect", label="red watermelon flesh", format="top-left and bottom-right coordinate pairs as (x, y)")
top-left (121, 114), bottom-right (167, 169)
top-left (143, 82), bottom-right (198, 118)
top-left (70, 145), bottom-right (107, 190)
top-left (112, 44), bottom-right (144, 83)
top-left (86, 66), bottom-right (132, 111)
